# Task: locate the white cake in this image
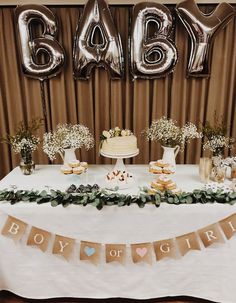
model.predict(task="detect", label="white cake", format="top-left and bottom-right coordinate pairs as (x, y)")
top-left (100, 135), bottom-right (138, 156)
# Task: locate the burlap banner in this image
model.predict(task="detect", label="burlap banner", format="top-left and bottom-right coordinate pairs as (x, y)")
top-left (1, 215), bottom-right (27, 242)
top-left (80, 241), bottom-right (101, 265)
top-left (52, 234), bottom-right (75, 260)
top-left (27, 226), bottom-right (52, 252)
top-left (154, 238), bottom-right (177, 260)
top-left (1, 211), bottom-right (236, 265)
top-left (198, 223), bottom-right (225, 248)
top-left (106, 244), bottom-right (126, 264)
top-left (220, 213), bottom-right (236, 240)
top-left (131, 243), bottom-right (152, 264)
top-left (176, 232), bottom-right (201, 256)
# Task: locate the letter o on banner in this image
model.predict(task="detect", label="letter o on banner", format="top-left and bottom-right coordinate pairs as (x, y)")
top-left (130, 2), bottom-right (178, 79)
top-left (15, 4), bottom-right (65, 81)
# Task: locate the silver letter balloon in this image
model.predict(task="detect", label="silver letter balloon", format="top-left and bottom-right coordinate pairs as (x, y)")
top-left (130, 2), bottom-right (178, 79)
top-left (73, 0), bottom-right (124, 80)
top-left (176, 0), bottom-right (235, 77)
top-left (15, 5), bottom-right (65, 81)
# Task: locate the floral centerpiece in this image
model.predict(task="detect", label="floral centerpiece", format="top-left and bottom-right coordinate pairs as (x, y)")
top-left (100, 126), bottom-right (132, 143)
top-left (43, 123), bottom-right (94, 163)
top-left (201, 115), bottom-right (235, 182)
top-left (144, 117), bottom-right (202, 166)
top-left (144, 117), bottom-right (202, 149)
top-left (1, 118), bottom-right (43, 175)
top-left (202, 117), bottom-right (234, 157)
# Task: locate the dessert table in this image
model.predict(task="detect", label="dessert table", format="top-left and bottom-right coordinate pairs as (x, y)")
top-left (0, 165), bottom-right (235, 302)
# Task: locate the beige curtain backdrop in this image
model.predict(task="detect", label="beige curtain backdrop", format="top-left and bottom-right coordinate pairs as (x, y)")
top-left (0, 5), bottom-right (235, 179)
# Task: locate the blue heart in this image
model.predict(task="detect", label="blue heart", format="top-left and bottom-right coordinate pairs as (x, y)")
top-left (84, 246), bottom-right (95, 257)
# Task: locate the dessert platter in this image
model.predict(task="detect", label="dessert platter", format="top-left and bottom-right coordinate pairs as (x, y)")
top-left (60, 160), bottom-right (88, 175)
top-left (150, 175), bottom-right (181, 194)
top-left (149, 159), bottom-right (175, 175)
top-left (100, 127), bottom-right (139, 189)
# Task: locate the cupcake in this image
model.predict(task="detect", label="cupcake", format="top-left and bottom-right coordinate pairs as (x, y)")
top-left (156, 160), bottom-right (170, 167)
top-left (80, 162), bottom-right (88, 169)
top-left (68, 160), bottom-right (80, 168)
top-left (151, 182), bottom-right (165, 191)
top-left (61, 165), bottom-right (73, 174)
top-left (166, 182), bottom-right (177, 190)
top-left (149, 162), bottom-right (163, 174)
top-left (163, 165), bottom-right (175, 174)
top-left (73, 166), bottom-right (85, 175)
top-left (157, 175), bottom-right (172, 185)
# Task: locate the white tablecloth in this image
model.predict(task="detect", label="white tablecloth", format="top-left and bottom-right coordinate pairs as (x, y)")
top-left (0, 165), bottom-right (235, 302)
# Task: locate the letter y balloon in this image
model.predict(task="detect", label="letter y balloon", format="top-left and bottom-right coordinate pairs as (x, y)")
top-left (176, 0), bottom-right (235, 77)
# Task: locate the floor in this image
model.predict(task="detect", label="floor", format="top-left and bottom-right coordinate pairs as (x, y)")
top-left (0, 292), bottom-right (214, 303)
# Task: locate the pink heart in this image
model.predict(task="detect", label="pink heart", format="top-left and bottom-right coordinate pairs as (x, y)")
top-left (136, 247), bottom-right (147, 258)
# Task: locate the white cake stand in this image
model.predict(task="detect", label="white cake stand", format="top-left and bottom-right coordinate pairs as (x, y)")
top-left (100, 149), bottom-right (139, 189)
top-left (100, 149), bottom-right (139, 171)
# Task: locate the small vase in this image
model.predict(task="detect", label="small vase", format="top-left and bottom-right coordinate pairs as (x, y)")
top-left (199, 157), bottom-right (212, 183)
top-left (20, 160), bottom-right (35, 175)
top-left (231, 164), bottom-right (236, 180)
top-left (59, 148), bottom-right (77, 165)
top-left (211, 166), bottom-right (226, 183)
top-left (161, 145), bottom-right (180, 166)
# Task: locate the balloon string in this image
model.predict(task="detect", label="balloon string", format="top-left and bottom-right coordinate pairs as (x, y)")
top-left (40, 80), bottom-right (49, 133)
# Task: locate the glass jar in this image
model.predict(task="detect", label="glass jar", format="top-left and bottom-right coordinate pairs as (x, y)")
top-left (231, 164), bottom-right (236, 180)
top-left (212, 166), bottom-right (227, 183)
top-left (20, 160), bottom-right (35, 175)
top-left (199, 157), bottom-right (212, 183)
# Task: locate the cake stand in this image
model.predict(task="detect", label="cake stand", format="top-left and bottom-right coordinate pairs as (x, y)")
top-left (100, 149), bottom-right (139, 189)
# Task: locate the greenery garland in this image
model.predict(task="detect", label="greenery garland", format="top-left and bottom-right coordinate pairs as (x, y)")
top-left (0, 187), bottom-right (236, 210)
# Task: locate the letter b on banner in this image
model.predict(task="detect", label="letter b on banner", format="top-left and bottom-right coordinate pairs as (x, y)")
top-left (131, 2), bottom-right (178, 79)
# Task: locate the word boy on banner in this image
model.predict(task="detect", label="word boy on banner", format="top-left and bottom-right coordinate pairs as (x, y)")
top-left (2, 213), bottom-right (236, 265)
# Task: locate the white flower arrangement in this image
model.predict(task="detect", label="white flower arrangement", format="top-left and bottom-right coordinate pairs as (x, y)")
top-left (11, 137), bottom-right (40, 154)
top-left (101, 127), bottom-right (132, 141)
top-left (43, 124), bottom-right (94, 161)
top-left (144, 117), bottom-right (202, 150)
top-left (201, 115), bottom-right (235, 157)
top-left (1, 118), bottom-right (42, 164)
top-left (203, 135), bottom-right (234, 156)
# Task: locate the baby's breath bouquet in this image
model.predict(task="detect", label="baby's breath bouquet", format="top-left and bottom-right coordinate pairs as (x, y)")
top-left (202, 116), bottom-right (234, 157)
top-left (1, 118), bottom-right (43, 165)
top-left (144, 117), bottom-right (202, 151)
top-left (43, 123), bottom-right (94, 161)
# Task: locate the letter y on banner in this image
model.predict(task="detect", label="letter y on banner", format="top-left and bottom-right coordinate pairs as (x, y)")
top-left (52, 235), bottom-right (75, 261)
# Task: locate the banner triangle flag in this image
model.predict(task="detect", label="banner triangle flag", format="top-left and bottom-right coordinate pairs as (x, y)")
top-left (1, 215), bottom-right (27, 242)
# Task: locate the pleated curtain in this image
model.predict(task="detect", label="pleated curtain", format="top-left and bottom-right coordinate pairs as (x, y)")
top-left (0, 5), bottom-right (235, 179)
